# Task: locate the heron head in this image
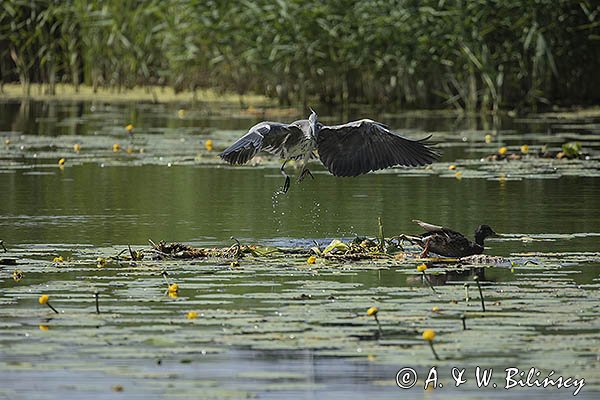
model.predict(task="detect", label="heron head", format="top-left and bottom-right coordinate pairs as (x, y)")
top-left (308, 107), bottom-right (318, 136)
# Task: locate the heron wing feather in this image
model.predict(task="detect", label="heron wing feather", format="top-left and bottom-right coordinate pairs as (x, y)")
top-left (219, 122), bottom-right (304, 164)
top-left (316, 120), bottom-right (440, 177)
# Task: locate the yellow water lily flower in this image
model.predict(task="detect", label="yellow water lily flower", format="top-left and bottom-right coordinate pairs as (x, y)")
top-left (96, 257), bottom-right (106, 267)
top-left (58, 158), bottom-right (65, 166)
top-left (113, 143), bottom-right (121, 152)
top-left (186, 311), bottom-right (198, 319)
top-left (367, 306), bottom-right (379, 316)
top-left (454, 171), bottom-right (463, 179)
top-left (520, 144), bottom-right (529, 153)
top-left (431, 306), bottom-right (440, 312)
top-left (38, 294), bottom-right (59, 313)
top-left (73, 143), bottom-right (81, 152)
top-left (12, 269), bottom-right (23, 282)
top-left (498, 146), bottom-right (507, 155)
top-left (168, 283), bottom-right (179, 294)
top-left (126, 124), bottom-right (134, 132)
top-left (39, 294), bottom-right (49, 305)
top-left (422, 329), bottom-right (436, 341)
top-left (417, 264), bottom-right (428, 272)
top-left (39, 325), bottom-right (49, 331)
top-left (177, 109), bottom-right (186, 119)
top-left (53, 256), bottom-right (64, 263)
top-left (204, 139), bottom-right (213, 151)
top-left (448, 164), bottom-right (456, 170)
top-left (306, 255), bottom-right (317, 264)
top-left (484, 134), bottom-right (493, 144)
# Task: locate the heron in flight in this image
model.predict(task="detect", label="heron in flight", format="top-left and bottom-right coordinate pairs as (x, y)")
top-left (219, 109), bottom-right (440, 193)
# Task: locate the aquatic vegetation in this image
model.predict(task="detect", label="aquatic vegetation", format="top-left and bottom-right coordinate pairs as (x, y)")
top-left (417, 264), bottom-right (437, 293)
top-left (1, 2), bottom-right (596, 111)
top-left (186, 311), bottom-right (198, 320)
top-left (422, 329), bottom-right (440, 361)
top-left (168, 283), bottom-right (179, 294)
top-left (38, 294), bottom-right (58, 314)
top-left (366, 307), bottom-right (383, 337)
top-left (12, 269), bottom-right (23, 282)
top-left (0, 102), bottom-right (599, 397)
top-left (473, 276), bottom-right (486, 312)
top-left (0, 238), bottom-right (598, 397)
top-left (561, 141), bottom-right (582, 158)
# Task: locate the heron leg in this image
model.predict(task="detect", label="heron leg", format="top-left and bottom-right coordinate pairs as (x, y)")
top-left (280, 160), bottom-right (290, 193)
top-left (297, 151), bottom-right (315, 183)
top-left (298, 168), bottom-right (314, 182)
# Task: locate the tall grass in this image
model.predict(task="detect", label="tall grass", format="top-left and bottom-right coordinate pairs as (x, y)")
top-left (1, 0), bottom-right (598, 111)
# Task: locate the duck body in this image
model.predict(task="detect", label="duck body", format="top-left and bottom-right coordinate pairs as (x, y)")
top-left (405, 220), bottom-right (496, 258)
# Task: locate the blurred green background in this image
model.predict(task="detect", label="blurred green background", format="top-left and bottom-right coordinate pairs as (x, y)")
top-left (1, 0), bottom-right (598, 111)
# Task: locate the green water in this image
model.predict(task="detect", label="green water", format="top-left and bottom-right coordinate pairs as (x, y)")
top-left (1, 100), bottom-right (599, 399)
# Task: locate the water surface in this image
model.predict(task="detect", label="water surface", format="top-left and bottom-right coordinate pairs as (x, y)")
top-left (1, 100), bottom-right (599, 399)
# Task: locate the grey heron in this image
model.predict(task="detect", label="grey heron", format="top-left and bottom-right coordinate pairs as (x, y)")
top-left (219, 109), bottom-right (440, 193)
top-left (401, 220), bottom-right (497, 258)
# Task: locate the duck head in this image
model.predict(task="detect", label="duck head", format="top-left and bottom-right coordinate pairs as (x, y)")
top-left (474, 224), bottom-right (497, 246)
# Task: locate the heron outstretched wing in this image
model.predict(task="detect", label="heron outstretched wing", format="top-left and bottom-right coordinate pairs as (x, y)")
top-left (316, 119), bottom-right (440, 177)
top-left (219, 121), bottom-right (305, 164)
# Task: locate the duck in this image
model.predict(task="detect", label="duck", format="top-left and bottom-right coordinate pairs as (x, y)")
top-left (401, 220), bottom-right (497, 258)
